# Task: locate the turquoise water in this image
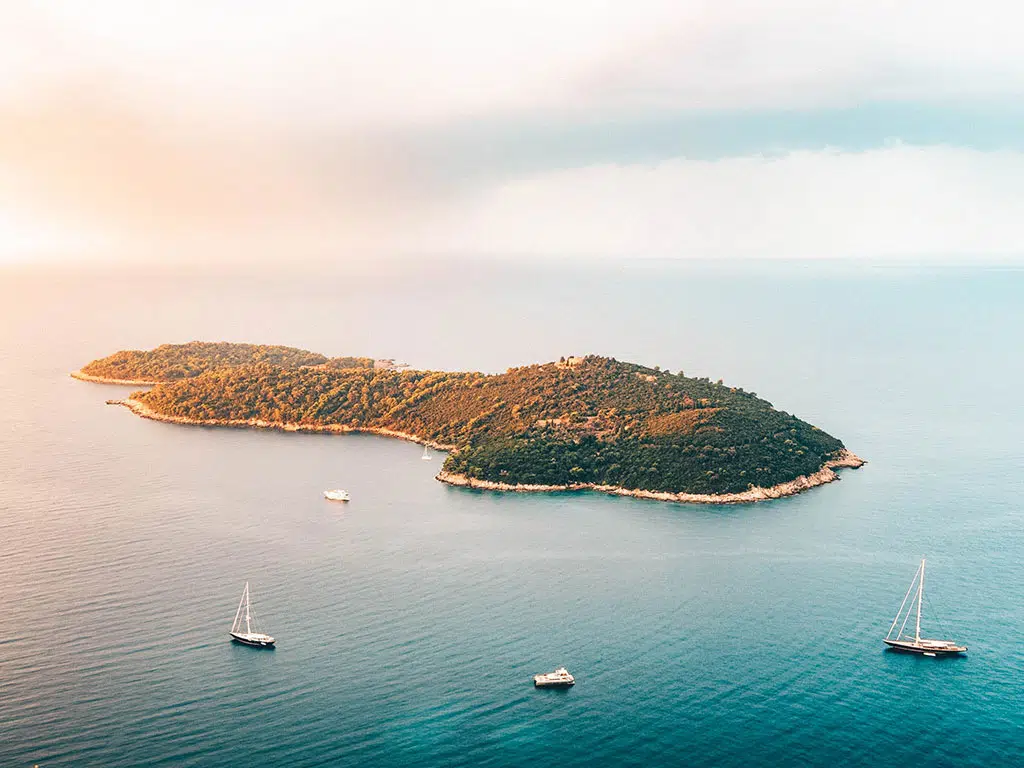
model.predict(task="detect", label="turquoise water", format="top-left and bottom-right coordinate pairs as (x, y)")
top-left (2, 262), bottom-right (1022, 766)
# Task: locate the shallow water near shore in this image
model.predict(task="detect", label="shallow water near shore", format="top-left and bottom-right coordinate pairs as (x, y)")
top-left (2, 261), bottom-right (1022, 767)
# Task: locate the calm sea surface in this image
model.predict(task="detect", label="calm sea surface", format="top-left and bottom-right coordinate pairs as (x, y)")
top-left (1, 261), bottom-right (1022, 767)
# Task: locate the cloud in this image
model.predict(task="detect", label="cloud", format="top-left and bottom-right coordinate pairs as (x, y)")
top-left (575, 0), bottom-right (1024, 112)
top-left (411, 145), bottom-right (1024, 260)
top-left (0, 81), bottom-right (435, 262)
top-left (16, 0), bottom-right (1024, 126)
top-left (412, 101), bottom-right (1024, 193)
top-left (12, 1), bottom-right (682, 126)
top-left (3, 2), bottom-right (1024, 263)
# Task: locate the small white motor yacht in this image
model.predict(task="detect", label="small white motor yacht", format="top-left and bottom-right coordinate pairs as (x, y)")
top-left (533, 667), bottom-right (575, 688)
top-left (323, 489), bottom-right (350, 502)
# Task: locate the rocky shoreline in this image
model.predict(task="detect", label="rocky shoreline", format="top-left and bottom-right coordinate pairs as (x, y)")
top-left (106, 397), bottom-right (456, 451)
top-left (435, 449), bottom-right (865, 505)
top-left (70, 370), bottom-right (162, 386)
top-left (104, 395), bottom-right (864, 505)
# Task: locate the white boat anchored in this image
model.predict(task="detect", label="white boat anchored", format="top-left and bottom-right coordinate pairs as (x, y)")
top-left (884, 559), bottom-right (966, 656)
top-left (323, 489), bottom-right (350, 502)
top-left (230, 582), bottom-right (275, 647)
top-left (421, 444), bottom-right (433, 461)
top-left (533, 667), bottom-right (575, 688)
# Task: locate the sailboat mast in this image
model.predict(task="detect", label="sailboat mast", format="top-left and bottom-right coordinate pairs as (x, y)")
top-left (243, 581), bottom-right (251, 638)
top-left (915, 558), bottom-right (925, 642)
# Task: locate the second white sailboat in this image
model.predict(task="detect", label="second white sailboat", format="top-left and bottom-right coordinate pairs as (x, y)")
top-left (229, 582), bottom-right (276, 648)
top-left (883, 559), bottom-right (966, 656)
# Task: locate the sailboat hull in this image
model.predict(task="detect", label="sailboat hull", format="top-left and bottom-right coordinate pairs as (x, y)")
top-left (883, 639), bottom-right (966, 655)
top-left (230, 632), bottom-right (275, 648)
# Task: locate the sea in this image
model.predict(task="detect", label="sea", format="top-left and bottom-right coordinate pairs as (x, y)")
top-left (1, 259), bottom-right (1022, 767)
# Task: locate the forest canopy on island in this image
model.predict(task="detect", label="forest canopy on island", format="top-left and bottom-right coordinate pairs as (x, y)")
top-left (79, 343), bottom-right (848, 496)
top-left (80, 341), bottom-right (373, 381)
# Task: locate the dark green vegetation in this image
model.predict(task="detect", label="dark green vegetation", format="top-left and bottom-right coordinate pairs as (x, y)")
top-left (85, 343), bottom-right (848, 495)
top-left (80, 342), bottom-right (373, 381)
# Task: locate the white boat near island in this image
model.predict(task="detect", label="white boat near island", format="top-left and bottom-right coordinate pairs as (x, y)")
top-left (884, 559), bottom-right (966, 656)
top-left (421, 444), bottom-right (432, 461)
top-left (533, 667), bottom-right (575, 687)
top-left (230, 582), bottom-right (275, 648)
top-left (324, 489), bottom-right (350, 502)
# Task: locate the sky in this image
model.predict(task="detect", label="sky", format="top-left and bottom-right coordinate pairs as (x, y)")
top-left (1, 0), bottom-right (1023, 265)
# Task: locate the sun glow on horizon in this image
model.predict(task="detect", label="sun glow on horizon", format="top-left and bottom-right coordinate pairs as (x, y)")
top-left (0, 210), bottom-right (82, 265)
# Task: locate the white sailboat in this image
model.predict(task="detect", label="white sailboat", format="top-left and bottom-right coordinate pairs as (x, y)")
top-left (421, 444), bottom-right (432, 461)
top-left (230, 582), bottom-right (275, 647)
top-left (884, 559), bottom-right (966, 655)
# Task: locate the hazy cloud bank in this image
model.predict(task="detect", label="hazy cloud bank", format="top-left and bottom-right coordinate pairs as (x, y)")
top-left (2, 1), bottom-right (1023, 263)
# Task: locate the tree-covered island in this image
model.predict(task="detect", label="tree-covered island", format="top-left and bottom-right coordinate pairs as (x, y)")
top-left (72, 341), bottom-right (374, 383)
top-left (74, 342), bottom-right (864, 503)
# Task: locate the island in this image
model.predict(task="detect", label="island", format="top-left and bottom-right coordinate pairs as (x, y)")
top-left (71, 341), bottom-right (374, 384)
top-left (73, 342), bottom-right (864, 504)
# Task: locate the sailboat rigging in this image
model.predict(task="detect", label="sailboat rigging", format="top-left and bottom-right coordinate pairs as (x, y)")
top-left (229, 582), bottom-right (275, 647)
top-left (421, 444), bottom-right (432, 461)
top-left (883, 559), bottom-right (965, 655)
